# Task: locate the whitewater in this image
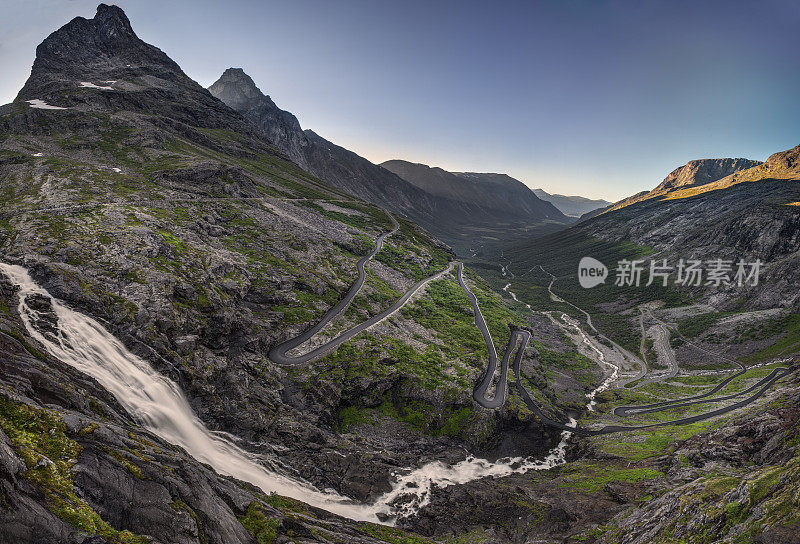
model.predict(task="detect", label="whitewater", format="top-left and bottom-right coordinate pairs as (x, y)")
top-left (0, 263), bottom-right (609, 523)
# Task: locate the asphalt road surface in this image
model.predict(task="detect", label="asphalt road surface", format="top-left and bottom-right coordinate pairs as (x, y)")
top-left (268, 220), bottom-right (793, 433)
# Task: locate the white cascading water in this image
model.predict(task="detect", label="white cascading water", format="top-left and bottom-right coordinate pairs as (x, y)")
top-left (0, 263), bottom-right (613, 523)
top-left (370, 421), bottom-right (576, 518)
top-left (0, 263), bottom-right (383, 523)
top-left (361, 283), bottom-right (623, 519)
top-left (558, 312), bottom-right (619, 411)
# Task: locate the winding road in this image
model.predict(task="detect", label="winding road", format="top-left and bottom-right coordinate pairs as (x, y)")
top-left (267, 215), bottom-right (794, 435)
top-left (268, 213), bottom-right (453, 366)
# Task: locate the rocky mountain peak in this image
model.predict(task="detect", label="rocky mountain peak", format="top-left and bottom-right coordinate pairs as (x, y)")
top-left (89, 3), bottom-right (136, 38)
top-left (654, 157), bottom-right (762, 193)
top-left (765, 143), bottom-right (800, 172)
top-left (604, 156), bottom-right (766, 213)
top-left (13, 4), bottom-right (265, 136)
top-left (17, 3), bottom-right (185, 101)
top-left (209, 68), bottom-right (305, 158)
top-left (208, 68), bottom-right (265, 110)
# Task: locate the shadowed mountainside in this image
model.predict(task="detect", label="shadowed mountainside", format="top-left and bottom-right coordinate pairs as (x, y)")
top-left (209, 68), bottom-right (571, 254)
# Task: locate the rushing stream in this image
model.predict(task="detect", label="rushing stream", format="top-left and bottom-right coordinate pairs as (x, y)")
top-left (373, 421), bottom-right (576, 518)
top-left (0, 262), bottom-right (615, 523)
top-left (0, 263), bottom-right (381, 522)
top-left (558, 312), bottom-right (620, 411)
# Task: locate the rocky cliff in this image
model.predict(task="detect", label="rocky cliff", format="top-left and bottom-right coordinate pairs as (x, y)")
top-left (208, 68), bottom-right (309, 166)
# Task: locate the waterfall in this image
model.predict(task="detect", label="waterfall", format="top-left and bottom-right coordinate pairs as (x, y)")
top-left (0, 262), bottom-right (590, 524)
top-left (0, 263), bottom-right (382, 523)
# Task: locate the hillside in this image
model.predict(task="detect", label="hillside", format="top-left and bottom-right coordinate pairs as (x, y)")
top-left (381, 160), bottom-right (570, 254)
top-left (440, 144), bottom-right (800, 543)
top-left (382, 161), bottom-right (564, 222)
top-left (663, 145), bottom-right (800, 200)
top-left (209, 69), bottom-right (570, 255)
top-left (605, 157), bottom-right (762, 213)
top-left (0, 5), bottom-right (600, 543)
top-left (207, 68), bottom-right (438, 222)
top-left (505, 144), bottom-right (800, 313)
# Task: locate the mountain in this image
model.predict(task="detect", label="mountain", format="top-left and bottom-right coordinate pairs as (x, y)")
top-left (379, 160), bottom-right (570, 254)
top-left (3, 5), bottom-right (800, 544)
top-left (381, 162), bottom-right (565, 222)
top-left (509, 144), bottom-right (800, 308)
top-left (207, 68), bottom-right (309, 164)
top-left (661, 146), bottom-right (800, 199)
top-left (0, 5), bottom-right (599, 543)
top-left (532, 188), bottom-right (611, 217)
top-left (15, 5), bottom-right (262, 138)
top-left (208, 67), bottom-right (460, 228)
top-left (209, 69), bottom-right (570, 255)
top-left (605, 157), bottom-right (762, 213)
top-left (653, 157), bottom-right (763, 193)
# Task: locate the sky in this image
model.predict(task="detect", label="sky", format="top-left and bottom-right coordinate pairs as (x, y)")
top-left (1, 1), bottom-right (798, 200)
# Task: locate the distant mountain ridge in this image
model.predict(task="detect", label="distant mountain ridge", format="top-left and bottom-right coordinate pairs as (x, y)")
top-left (532, 189), bottom-right (611, 217)
top-left (209, 68), bottom-right (570, 253)
top-left (380, 161), bottom-right (565, 223)
top-left (659, 146), bottom-right (799, 200)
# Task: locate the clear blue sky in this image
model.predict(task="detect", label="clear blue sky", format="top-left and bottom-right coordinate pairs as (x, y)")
top-left (2, 1), bottom-right (798, 200)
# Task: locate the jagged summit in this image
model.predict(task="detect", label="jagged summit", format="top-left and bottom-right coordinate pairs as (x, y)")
top-left (209, 68), bottom-right (265, 109)
top-left (17, 4), bottom-right (185, 101)
top-left (15, 4), bottom-right (259, 132)
top-left (209, 68), bottom-right (304, 149)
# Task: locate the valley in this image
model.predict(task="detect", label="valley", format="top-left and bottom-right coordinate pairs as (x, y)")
top-left (0, 4), bottom-right (798, 544)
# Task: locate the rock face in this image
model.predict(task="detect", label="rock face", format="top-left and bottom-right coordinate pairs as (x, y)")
top-left (208, 68), bottom-right (309, 165)
top-left (209, 70), bottom-right (571, 254)
top-left (16, 4), bottom-right (258, 136)
top-left (606, 157), bottom-right (763, 212)
top-left (654, 158), bottom-right (763, 193)
top-left (532, 188), bottom-right (612, 218)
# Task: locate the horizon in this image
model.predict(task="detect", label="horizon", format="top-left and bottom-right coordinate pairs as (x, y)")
top-left (2, 0), bottom-right (798, 201)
